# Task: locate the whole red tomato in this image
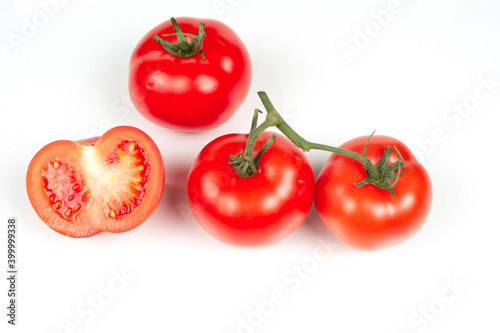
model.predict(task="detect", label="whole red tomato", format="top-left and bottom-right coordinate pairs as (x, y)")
top-left (129, 17), bottom-right (251, 131)
top-left (26, 126), bottom-right (165, 237)
top-left (187, 132), bottom-right (315, 247)
top-left (315, 135), bottom-right (432, 250)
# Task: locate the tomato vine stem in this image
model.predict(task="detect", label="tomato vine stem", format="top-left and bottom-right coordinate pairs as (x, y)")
top-left (256, 92), bottom-right (382, 181)
top-left (230, 91), bottom-right (406, 195)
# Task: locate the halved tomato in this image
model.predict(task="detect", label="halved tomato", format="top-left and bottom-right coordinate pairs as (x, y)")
top-left (26, 126), bottom-right (165, 237)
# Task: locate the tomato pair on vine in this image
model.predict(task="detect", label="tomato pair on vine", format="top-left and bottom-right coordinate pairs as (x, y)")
top-left (187, 92), bottom-right (432, 250)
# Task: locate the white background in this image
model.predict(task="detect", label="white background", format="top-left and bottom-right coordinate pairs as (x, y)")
top-left (1, 0), bottom-right (500, 332)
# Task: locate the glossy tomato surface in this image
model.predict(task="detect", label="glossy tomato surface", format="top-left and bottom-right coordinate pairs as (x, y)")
top-left (187, 132), bottom-right (315, 247)
top-left (129, 17), bottom-right (252, 131)
top-left (315, 135), bottom-right (432, 250)
top-left (26, 126), bottom-right (165, 237)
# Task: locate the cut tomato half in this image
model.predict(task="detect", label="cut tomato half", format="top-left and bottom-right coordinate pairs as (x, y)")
top-left (26, 126), bottom-right (165, 237)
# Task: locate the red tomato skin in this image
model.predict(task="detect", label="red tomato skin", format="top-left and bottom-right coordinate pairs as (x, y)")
top-left (129, 17), bottom-right (252, 131)
top-left (187, 132), bottom-right (315, 247)
top-left (314, 135), bottom-right (432, 250)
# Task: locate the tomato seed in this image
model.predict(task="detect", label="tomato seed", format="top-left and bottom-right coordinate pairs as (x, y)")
top-left (128, 186), bottom-right (140, 197)
top-left (64, 208), bottom-right (73, 218)
top-left (82, 191), bottom-right (91, 203)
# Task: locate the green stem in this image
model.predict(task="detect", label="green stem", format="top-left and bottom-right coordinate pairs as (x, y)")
top-left (154, 17), bottom-right (206, 60)
top-left (230, 91), bottom-right (406, 195)
top-left (241, 113), bottom-right (278, 161)
top-left (256, 92), bottom-right (381, 181)
top-left (229, 112), bottom-right (278, 177)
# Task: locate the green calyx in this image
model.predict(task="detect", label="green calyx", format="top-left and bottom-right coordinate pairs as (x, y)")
top-left (153, 17), bottom-right (206, 60)
top-left (229, 110), bottom-right (278, 177)
top-left (353, 132), bottom-right (406, 196)
top-left (229, 91), bottom-right (407, 195)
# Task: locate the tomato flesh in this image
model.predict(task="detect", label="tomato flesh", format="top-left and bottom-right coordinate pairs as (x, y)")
top-left (27, 126), bottom-right (164, 237)
top-left (91, 140), bottom-right (150, 220)
top-left (42, 160), bottom-right (91, 221)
